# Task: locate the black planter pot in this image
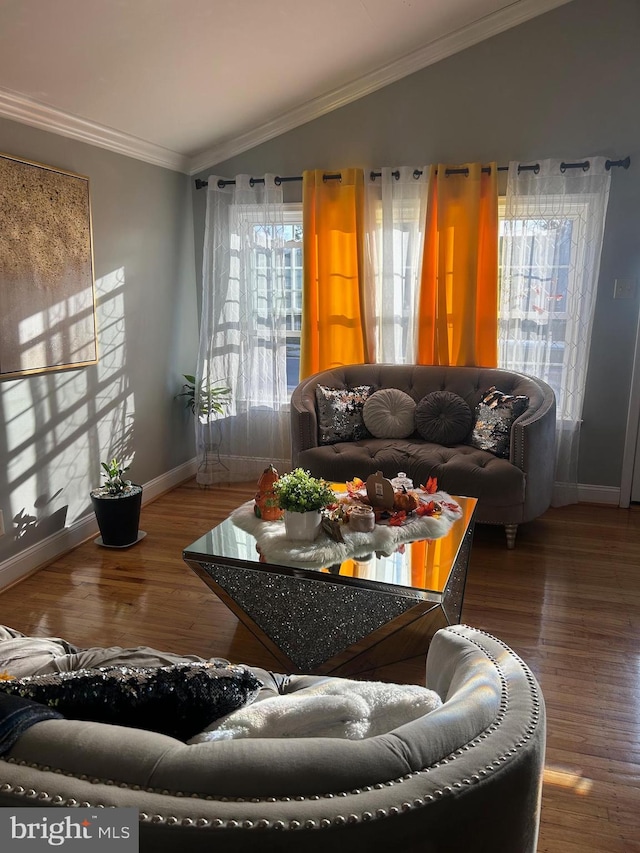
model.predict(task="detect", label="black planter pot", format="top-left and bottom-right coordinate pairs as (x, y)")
top-left (90, 485), bottom-right (143, 547)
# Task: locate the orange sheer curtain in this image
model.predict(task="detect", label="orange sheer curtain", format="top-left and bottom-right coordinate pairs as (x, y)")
top-left (300, 169), bottom-right (368, 379)
top-left (417, 163), bottom-right (498, 367)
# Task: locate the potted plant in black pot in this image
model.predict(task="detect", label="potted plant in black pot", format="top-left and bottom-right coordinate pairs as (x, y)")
top-left (90, 457), bottom-right (145, 548)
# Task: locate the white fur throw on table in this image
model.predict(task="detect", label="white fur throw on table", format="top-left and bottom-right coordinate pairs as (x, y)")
top-left (230, 492), bottom-right (462, 571)
top-left (188, 678), bottom-right (442, 741)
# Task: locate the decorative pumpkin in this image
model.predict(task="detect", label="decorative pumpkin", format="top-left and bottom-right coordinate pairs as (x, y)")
top-left (254, 465), bottom-right (284, 521)
top-left (393, 490), bottom-right (419, 513)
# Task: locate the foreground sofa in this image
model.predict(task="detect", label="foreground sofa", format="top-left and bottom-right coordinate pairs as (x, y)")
top-left (291, 364), bottom-right (556, 547)
top-left (0, 624), bottom-right (545, 852)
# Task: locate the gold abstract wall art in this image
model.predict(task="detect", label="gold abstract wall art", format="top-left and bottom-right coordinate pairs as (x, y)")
top-left (0, 152), bottom-right (98, 378)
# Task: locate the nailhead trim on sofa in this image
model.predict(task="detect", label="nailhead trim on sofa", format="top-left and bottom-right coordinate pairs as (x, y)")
top-left (0, 626), bottom-right (543, 834)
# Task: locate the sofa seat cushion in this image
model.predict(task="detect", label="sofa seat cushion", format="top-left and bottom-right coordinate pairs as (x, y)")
top-left (298, 440), bottom-right (525, 506)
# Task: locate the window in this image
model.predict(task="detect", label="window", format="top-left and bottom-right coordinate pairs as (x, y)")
top-left (249, 203), bottom-right (302, 395)
top-left (283, 206), bottom-right (303, 391)
top-left (498, 198), bottom-right (587, 415)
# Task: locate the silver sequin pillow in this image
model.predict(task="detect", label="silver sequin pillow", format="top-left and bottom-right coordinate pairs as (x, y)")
top-left (315, 384), bottom-right (374, 445)
top-left (0, 662), bottom-right (262, 742)
top-left (469, 386), bottom-right (529, 458)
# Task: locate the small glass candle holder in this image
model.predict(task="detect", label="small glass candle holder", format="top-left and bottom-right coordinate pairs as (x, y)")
top-left (349, 504), bottom-right (375, 532)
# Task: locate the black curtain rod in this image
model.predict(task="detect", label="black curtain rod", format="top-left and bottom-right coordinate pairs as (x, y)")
top-left (194, 157), bottom-right (630, 189)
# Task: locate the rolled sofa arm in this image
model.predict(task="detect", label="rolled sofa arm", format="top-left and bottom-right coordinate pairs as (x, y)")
top-left (290, 379), bottom-right (320, 466)
top-left (510, 378), bottom-right (556, 520)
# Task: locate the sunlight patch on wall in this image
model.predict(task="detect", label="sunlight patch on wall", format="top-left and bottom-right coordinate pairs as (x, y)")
top-left (94, 267), bottom-right (136, 464)
top-left (16, 288), bottom-right (97, 372)
top-left (0, 266), bottom-right (134, 557)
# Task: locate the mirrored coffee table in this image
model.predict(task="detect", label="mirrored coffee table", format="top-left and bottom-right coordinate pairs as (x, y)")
top-left (183, 495), bottom-right (477, 676)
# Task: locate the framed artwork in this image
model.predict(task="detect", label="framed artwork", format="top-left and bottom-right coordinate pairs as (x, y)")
top-left (0, 152), bottom-right (98, 378)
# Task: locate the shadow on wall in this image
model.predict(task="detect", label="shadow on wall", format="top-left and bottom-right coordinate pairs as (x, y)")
top-left (0, 266), bottom-right (136, 566)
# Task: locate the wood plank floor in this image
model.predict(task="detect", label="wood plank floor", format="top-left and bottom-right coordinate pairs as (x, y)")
top-left (0, 479), bottom-right (638, 852)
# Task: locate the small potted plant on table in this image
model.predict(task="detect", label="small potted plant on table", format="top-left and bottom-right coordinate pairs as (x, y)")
top-left (272, 468), bottom-right (335, 542)
top-left (90, 457), bottom-right (144, 548)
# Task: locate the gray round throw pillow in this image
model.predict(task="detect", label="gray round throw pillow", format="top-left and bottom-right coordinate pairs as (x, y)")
top-left (362, 389), bottom-right (416, 439)
top-left (415, 391), bottom-right (473, 446)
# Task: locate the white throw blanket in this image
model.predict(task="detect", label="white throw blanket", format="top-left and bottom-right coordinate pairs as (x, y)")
top-left (188, 678), bottom-right (442, 742)
top-left (231, 492), bottom-right (461, 571)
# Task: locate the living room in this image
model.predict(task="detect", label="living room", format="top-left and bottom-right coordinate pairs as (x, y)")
top-left (0, 0), bottom-right (638, 850)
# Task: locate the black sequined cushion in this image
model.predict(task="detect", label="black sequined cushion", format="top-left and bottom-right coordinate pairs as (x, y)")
top-left (0, 663), bottom-right (262, 742)
top-left (469, 386), bottom-right (529, 458)
top-left (315, 384), bottom-right (374, 445)
top-left (415, 391), bottom-right (473, 446)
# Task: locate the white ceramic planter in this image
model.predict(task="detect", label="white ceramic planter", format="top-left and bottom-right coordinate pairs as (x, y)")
top-left (283, 509), bottom-right (322, 542)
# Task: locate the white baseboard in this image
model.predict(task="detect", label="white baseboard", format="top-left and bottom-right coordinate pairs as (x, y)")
top-left (0, 457), bottom-right (198, 592)
top-left (577, 483), bottom-right (621, 505)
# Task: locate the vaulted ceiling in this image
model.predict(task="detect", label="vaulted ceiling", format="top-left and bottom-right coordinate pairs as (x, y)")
top-left (0, 0), bottom-right (572, 174)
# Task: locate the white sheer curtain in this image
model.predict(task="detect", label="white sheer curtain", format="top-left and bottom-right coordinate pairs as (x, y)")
top-left (499, 157), bottom-right (611, 505)
top-left (363, 166), bottom-right (429, 363)
top-left (195, 174), bottom-right (290, 485)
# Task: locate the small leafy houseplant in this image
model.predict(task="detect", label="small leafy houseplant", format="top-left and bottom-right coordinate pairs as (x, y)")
top-left (90, 456), bottom-right (143, 548)
top-left (97, 458), bottom-right (132, 496)
top-left (273, 468), bottom-right (335, 513)
top-left (176, 374), bottom-right (231, 421)
top-left (272, 468), bottom-right (335, 543)
top-left (177, 373), bottom-right (232, 485)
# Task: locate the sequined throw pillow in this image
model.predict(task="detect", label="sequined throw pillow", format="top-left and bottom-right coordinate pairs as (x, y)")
top-left (315, 385), bottom-right (374, 445)
top-left (469, 386), bottom-right (529, 458)
top-left (0, 663), bottom-right (262, 742)
top-left (415, 391), bottom-right (473, 446)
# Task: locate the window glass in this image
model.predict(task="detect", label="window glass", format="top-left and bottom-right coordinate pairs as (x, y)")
top-left (498, 200), bottom-right (585, 412)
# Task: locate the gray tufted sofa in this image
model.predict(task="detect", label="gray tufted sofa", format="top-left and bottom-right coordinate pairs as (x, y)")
top-left (291, 364), bottom-right (556, 547)
top-left (0, 624), bottom-right (545, 853)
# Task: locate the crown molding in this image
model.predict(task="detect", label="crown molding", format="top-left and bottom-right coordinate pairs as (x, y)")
top-left (0, 88), bottom-right (190, 173)
top-left (190, 0), bottom-right (572, 175)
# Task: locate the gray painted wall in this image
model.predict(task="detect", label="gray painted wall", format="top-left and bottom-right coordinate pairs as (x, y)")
top-left (194, 0), bottom-right (640, 490)
top-left (0, 118), bottom-right (198, 562)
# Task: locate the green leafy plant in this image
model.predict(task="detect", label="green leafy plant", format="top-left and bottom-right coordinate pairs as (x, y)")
top-left (272, 468), bottom-right (335, 513)
top-left (176, 374), bottom-right (231, 420)
top-left (99, 458), bottom-right (132, 496)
